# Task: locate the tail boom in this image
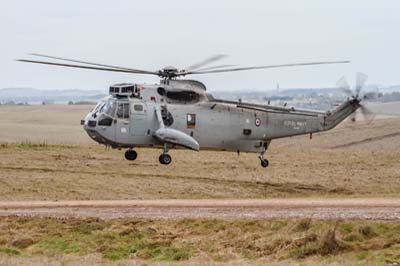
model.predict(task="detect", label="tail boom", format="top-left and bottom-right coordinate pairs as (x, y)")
top-left (265, 98), bottom-right (361, 140)
top-left (323, 98), bottom-right (361, 130)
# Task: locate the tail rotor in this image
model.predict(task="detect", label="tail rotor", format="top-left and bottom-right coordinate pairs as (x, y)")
top-left (355, 72), bottom-right (368, 97)
top-left (336, 73), bottom-right (376, 124)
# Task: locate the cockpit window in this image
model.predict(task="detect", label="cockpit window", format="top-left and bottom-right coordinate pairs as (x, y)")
top-left (92, 102), bottom-right (104, 113)
top-left (117, 103), bottom-right (130, 119)
top-left (98, 103), bottom-right (106, 113)
top-left (98, 114), bottom-right (113, 126)
top-left (96, 99), bottom-right (116, 126)
top-left (104, 101), bottom-right (117, 117)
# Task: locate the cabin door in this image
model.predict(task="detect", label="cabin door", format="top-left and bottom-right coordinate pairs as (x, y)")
top-left (130, 102), bottom-right (147, 136)
top-left (114, 102), bottom-right (130, 143)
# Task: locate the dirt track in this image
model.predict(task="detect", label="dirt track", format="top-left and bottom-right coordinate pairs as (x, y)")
top-left (1, 198), bottom-right (400, 220)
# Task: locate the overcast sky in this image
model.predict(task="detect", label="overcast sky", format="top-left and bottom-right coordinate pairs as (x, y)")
top-left (1, 0), bottom-right (399, 91)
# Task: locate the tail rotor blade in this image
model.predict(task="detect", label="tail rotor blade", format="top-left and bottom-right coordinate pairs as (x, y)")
top-left (360, 105), bottom-right (376, 124)
top-left (355, 72), bottom-right (368, 96)
top-left (363, 92), bottom-right (376, 100)
top-left (336, 76), bottom-right (352, 96)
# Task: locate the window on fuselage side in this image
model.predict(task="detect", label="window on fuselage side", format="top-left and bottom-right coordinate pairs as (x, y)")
top-left (166, 90), bottom-right (199, 103)
top-left (133, 104), bottom-right (143, 112)
top-left (117, 103), bottom-right (130, 119)
top-left (187, 113), bottom-right (196, 128)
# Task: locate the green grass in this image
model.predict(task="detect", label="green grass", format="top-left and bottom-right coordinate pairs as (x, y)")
top-left (0, 247), bottom-right (21, 255)
top-left (294, 218), bottom-right (312, 232)
top-left (0, 141), bottom-right (76, 150)
top-left (270, 221), bottom-right (288, 231)
top-left (355, 251), bottom-right (369, 260)
top-left (1, 216), bottom-right (400, 262)
top-left (338, 223), bottom-right (353, 234)
top-left (289, 241), bottom-right (321, 258)
top-left (99, 237), bottom-right (190, 261)
top-left (32, 237), bottom-right (81, 254)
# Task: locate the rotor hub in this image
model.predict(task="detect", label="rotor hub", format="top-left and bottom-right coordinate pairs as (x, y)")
top-left (160, 66), bottom-right (179, 78)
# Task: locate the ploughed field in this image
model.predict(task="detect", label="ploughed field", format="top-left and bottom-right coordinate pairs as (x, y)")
top-left (0, 104), bottom-right (399, 200)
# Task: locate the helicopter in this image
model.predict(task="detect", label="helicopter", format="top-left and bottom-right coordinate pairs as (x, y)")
top-left (17, 54), bottom-right (373, 167)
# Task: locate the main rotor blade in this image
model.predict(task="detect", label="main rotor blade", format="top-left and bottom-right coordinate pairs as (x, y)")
top-left (336, 76), bottom-right (352, 96)
top-left (355, 72), bottom-right (368, 96)
top-left (183, 54), bottom-right (229, 72)
top-left (28, 53), bottom-right (158, 75)
top-left (182, 60), bottom-right (350, 75)
top-left (16, 59), bottom-right (160, 75)
top-left (193, 64), bottom-right (236, 72)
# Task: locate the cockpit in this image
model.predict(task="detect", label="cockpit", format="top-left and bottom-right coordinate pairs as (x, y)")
top-left (91, 98), bottom-right (114, 126)
top-left (83, 83), bottom-right (140, 128)
top-left (82, 95), bottom-right (133, 147)
top-left (89, 97), bottom-right (131, 127)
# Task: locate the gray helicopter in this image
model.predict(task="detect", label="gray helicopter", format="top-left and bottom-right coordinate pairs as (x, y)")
top-left (17, 54), bottom-right (373, 167)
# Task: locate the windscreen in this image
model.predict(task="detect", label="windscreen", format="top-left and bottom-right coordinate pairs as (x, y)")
top-left (97, 99), bottom-right (117, 126)
top-left (92, 101), bottom-right (105, 113)
top-left (102, 100), bottom-right (117, 117)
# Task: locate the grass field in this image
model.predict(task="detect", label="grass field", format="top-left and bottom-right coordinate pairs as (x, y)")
top-left (0, 104), bottom-right (399, 265)
top-left (0, 105), bottom-right (399, 200)
top-left (1, 141), bottom-right (400, 200)
top-left (1, 216), bottom-right (400, 265)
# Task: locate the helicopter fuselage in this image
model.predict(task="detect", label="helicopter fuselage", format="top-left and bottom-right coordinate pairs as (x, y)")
top-left (82, 80), bottom-right (360, 155)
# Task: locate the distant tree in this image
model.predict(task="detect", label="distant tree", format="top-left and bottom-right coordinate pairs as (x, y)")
top-left (68, 101), bottom-right (74, 105)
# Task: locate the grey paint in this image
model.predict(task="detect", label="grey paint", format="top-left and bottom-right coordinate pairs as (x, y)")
top-left (82, 79), bottom-right (360, 155)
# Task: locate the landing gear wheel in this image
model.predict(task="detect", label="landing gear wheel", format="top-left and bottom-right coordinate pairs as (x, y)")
top-left (260, 159), bottom-right (269, 168)
top-left (258, 142), bottom-right (269, 168)
top-left (159, 154), bottom-right (172, 165)
top-left (125, 149), bottom-right (137, 161)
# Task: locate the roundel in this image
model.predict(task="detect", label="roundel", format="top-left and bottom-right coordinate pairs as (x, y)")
top-left (255, 118), bottom-right (261, 127)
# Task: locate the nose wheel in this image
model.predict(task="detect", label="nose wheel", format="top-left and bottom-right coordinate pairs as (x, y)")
top-left (125, 149), bottom-right (137, 161)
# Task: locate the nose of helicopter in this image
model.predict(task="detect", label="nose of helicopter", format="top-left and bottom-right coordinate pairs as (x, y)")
top-left (81, 111), bottom-right (100, 141)
top-left (81, 112), bottom-right (94, 129)
top-left (81, 110), bottom-right (116, 147)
